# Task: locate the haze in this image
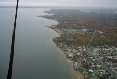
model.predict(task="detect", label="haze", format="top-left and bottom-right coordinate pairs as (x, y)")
top-left (0, 0), bottom-right (117, 8)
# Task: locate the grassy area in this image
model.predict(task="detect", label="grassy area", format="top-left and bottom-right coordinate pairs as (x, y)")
top-left (86, 74), bottom-right (93, 79)
top-left (72, 56), bottom-right (78, 62)
top-left (77, 68), bottom-right (84, 73)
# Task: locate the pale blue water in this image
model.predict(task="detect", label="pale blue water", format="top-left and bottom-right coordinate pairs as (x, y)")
top-left (0, 8), bottom-right (74, 79)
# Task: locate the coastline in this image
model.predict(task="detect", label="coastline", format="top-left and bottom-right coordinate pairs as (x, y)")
top-left (46, 26), bottom-right (84, 79)
top-left (46, 26), bottom-right (60, 37)
top-left (41, 9), bottom-right (117, 79)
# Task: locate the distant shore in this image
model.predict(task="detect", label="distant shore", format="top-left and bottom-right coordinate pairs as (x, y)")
top-left (46, 26), bottom-right (84, 79)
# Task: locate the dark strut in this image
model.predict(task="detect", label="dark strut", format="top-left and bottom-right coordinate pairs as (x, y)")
top-left (7, 0), bottom-right (19, 79)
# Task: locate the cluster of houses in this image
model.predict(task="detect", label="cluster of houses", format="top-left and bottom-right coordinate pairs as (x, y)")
top-left (50, 26), bottom-right (117, 79)
top-left (59, 43), bottom-right (117, 79)
top-left (97, 47), bottom-right (117, 74)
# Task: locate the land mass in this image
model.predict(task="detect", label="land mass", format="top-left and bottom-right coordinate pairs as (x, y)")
top-left (41, 9), bottom-right (117, 79)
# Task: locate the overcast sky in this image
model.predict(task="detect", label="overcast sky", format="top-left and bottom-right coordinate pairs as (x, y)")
top-left (0, 0), bottom-right (117, 8)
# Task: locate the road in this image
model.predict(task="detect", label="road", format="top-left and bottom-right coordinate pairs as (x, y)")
top-left (87, 48), bottom-right (117, 78)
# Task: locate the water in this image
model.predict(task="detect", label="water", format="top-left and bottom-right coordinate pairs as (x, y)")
top-left (0, 8), bottom-right (74, 79)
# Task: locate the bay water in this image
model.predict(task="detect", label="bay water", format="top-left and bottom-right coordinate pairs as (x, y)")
top-left (0, 8), bottom-right (74, 79)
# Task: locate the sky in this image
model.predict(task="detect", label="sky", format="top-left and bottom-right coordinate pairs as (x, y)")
top-left (0, 0), bottom-right (117, 8)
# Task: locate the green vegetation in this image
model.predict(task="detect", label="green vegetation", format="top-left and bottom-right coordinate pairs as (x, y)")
top-left (72, 56), bottom-right (77, 62)
top-left (78, 68), bottom-right (84, 73)
top-left (44, 9), bottom-right (117, 79)
top-left (44, 9), bottom-right (117, 47)
top-left (86, 74), bottom-right (93, 79)
top-left (53, 32), bottom-right (117, 48)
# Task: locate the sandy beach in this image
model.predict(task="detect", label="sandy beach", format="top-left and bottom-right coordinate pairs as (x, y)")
top-left (47, 27), bottom-right (84, 79)
top-left (56, 45), bottom-right (84, 79)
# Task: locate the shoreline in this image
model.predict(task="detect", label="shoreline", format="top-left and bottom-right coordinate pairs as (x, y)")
top-left (42, 9), bottom-right (117, 79)
top-left (46, 26), bottom-right (84, 79)
top-left (46, 26), bottom-right (60, 37)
